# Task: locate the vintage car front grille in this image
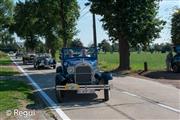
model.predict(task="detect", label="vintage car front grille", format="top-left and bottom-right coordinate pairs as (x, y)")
top-left (75, 65), bottom-right (92, 85)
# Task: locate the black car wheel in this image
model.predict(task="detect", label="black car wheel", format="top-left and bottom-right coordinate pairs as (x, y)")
top-left (55, 75), bottom-right (65, 102)
top-left (103, 80), bottom-right (109, 101)
top-left (55, 89), bottom-right (65, 103)
top-left (172, 64), bottom-right (179, 73)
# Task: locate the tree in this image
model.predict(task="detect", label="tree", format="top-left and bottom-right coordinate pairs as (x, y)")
top-left (12, 1), bottom-right (39, 52)
top-left (12, 0), bottom-right (79, 57)
top-left (0, 0), bottom-right (14, 30)
top-left (70, 38), bottom-right (83, 48)
top-left (111, 42), bottom-right (119, 52)
top-left (98, 39), bottom-right (111, 53)
top-left (88, 0), bottom-right (165, 70)
top-left (171, 9), bottom-right (180, 45)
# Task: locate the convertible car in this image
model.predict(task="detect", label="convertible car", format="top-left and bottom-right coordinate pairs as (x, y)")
top-left (171, 45), bottom-right (180, 73)
top-left (55, 48), bottom-right (113, 102)
top-left (33, 53), bottom-right (56, 69)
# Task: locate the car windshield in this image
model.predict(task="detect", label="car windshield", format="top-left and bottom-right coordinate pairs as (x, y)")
top-left (37, 53), bottom-right (51, 58)
top-left (62, 48), bottom-right (97, 59)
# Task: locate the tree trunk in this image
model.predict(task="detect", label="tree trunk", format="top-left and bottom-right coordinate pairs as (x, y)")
top-left (117, 36), bottom-right (130, 70)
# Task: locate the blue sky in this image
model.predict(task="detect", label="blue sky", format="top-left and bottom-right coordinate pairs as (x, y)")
top-left (14, 0), bottom-right (180, 46)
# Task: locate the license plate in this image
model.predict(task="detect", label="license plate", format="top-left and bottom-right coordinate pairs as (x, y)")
top-left (77, 89), bottom-right (95, 94)
top-left (65, 84), bottom-right (79, 90)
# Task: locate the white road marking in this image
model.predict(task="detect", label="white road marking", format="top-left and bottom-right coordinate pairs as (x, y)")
top-left (121, 90), bottom-right (180, 113)
top-left (157, 103), bottom-right (180, 113)
top-left (11, 57), bottom-right (71, 120)
top-left (122, 91), bottom-right (137, 97)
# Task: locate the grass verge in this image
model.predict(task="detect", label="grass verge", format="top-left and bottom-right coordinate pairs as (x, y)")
top-left (0, 80), bottom-right (33, 112)
top-left (0, 51), bottom-right (34, 113)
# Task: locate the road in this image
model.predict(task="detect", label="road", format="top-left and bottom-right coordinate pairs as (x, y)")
top-left (13, 57), bottom-right (180, 120)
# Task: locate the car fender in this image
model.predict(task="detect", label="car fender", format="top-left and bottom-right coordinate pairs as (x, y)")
top-left (101, 72), bottom-right (113, 81)
top-left (55, 74), bottom-right (66, 85)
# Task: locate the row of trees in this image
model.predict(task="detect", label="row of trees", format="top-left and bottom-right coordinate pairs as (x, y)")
top-left (10, 0), bottom-right (79, 57)
top-left (1, 0), bottom-right (179, 71)
top-left (0, 0), bottom-right (18, 52)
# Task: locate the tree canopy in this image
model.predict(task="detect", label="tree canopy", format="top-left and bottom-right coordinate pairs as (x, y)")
top-left (12, 0), bottom-right (79, 56)
top-left (88, 0), bottom-right (165, 70)
top-left (171, 9), bottom-right (180, 45)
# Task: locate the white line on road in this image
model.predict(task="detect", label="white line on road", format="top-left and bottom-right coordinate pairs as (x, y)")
top-left (11, 57), bottom-right (71, 120)
top-left (121, 91), bottom-right (137, 97)
top-left (157, 103), bottom-right (180, 113)
top-left (121, 90), bottom-right (180, 113)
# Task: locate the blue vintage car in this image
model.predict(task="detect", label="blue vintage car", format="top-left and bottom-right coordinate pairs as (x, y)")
top-left (55, 48), bottom-right (113, 102)
top-left (172, 45), bottom-right (180, 72)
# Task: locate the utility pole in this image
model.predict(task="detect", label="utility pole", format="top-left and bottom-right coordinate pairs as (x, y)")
top-left (92, 13), bottom-right (97, 48)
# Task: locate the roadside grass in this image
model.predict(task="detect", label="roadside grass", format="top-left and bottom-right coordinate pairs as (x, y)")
top-left (0, 51), bottom-right (34, 113)
top-left (0, 55), bottom-right (12, 65)
top-left (98, 52), bottom-right (167, 71)
top-left (0, 66), bottom-right (19, 76)
top-left (0, 80), bottom-right (33, 112)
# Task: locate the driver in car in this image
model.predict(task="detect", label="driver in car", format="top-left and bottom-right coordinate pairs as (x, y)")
top-left (80, 49), bottom-right (90, 57)
top-left (68, 49), bottom-right (74, 58)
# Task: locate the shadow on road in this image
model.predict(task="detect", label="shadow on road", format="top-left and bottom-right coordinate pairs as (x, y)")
top-left (11, 58), bottom-right (106, 111)
top-left (143, 71), bottom-right (180, 80)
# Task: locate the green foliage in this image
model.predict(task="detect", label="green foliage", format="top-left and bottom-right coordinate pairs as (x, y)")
top-left (0, 0), bottom-right (14, 30)
top-left (98, 39), bottom-right (111, 52)
top-left (171, 9), bottom-right (180, 45)
top-left (89, 0), bottom-right (164, 46)
top-left (12, 0), bottom-right (80, 55)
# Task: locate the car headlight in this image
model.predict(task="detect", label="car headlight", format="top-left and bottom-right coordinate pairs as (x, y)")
top-left (67, 66), bottom-right (74, 74)
top-left (64, 62), bottom-right (68, 67)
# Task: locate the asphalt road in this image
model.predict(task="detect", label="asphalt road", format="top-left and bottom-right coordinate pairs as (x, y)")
top-left (13, 57), bottom-right (180, 120)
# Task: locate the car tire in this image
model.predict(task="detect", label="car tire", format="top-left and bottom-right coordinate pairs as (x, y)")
top-left (172, 64), bottom-right (179, 73)
top-left (55, 75), bottom-right (65, 102)
top-left (103, 80), bottom-right (109, 101)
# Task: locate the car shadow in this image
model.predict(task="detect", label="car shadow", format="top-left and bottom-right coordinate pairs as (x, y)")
top-left (12, 73), bottom-right (106, 111)
top-left (143, 71), bottom-right (180, 80)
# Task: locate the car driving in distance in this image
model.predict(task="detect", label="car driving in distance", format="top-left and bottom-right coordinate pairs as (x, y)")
top-left (33, 53), bottom-right (56, 69)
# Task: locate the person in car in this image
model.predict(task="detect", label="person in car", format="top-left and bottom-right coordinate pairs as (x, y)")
top-left (166, 51), bottom-right (173, 71)
top-left (80, 49), bottom-right (90, 57)
top-left (68, 49), bottom-right (74, 58)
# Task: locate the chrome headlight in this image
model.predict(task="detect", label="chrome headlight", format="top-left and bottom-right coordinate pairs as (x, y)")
top-left (64, 62), bottom-right (68, 67)
top-left (67, 66), bottom-right (74, 74)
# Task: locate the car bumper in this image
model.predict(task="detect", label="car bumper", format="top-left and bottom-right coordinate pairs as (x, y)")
top-left (56, 84), bottom-right (110, 91)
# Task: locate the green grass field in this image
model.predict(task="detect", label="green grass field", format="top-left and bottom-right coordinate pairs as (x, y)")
top-left (98, 52), bottom-right (167, 71)
top-left (55, 50), bottom-right (167, 71)
top-left (0, 52), bottom-right (33, 112)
